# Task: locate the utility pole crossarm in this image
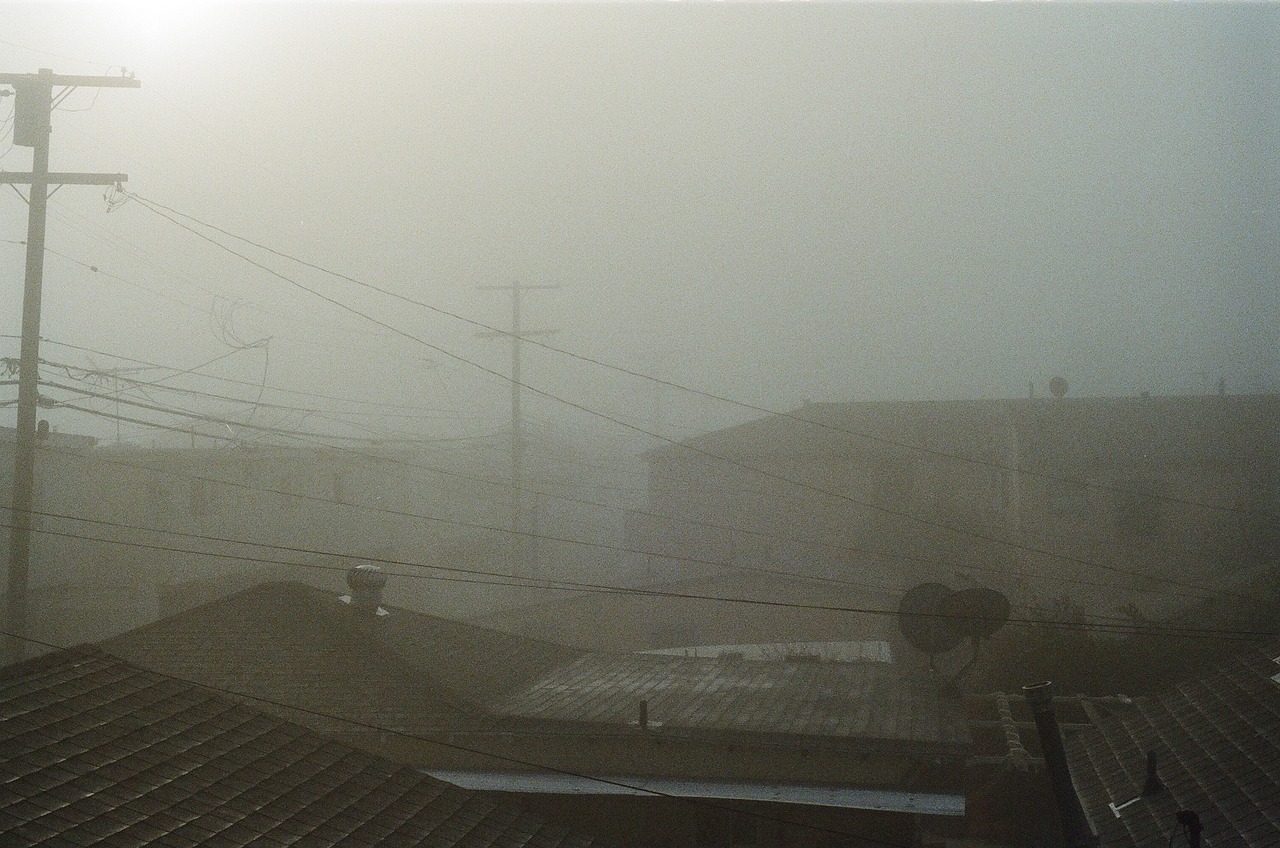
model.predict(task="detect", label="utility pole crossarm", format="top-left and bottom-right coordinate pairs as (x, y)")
top-left (0, 172), bottom-right (128, 186)
top-left (3, 66), bottom-right (139, 665)
top-left (0, 72), bottom-right (141, 88)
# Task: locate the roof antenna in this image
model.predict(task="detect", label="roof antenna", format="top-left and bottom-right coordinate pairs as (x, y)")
top-left (1108, 750), bottom-right (1164, 818)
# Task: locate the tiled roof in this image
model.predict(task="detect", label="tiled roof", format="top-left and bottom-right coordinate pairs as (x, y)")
top-left (494, 653), bottom-right (970, 753)
top-left (381, 599), bottom-right (585, 701)
top-left (1063, 640), bottom-right (1280, 848)
top-left (0, 647), bottom-right (605, 848)
top-left (98, 582), bottom-right (966, 760)
top-left (101, 582), bottom-right (584, 732)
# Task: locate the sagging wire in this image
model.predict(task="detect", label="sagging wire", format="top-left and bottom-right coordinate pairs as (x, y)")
top-left (209, 296), bottom-right (273, 441)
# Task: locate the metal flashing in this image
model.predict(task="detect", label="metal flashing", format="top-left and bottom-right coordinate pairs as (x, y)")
top-left (424, 770), bottom-right (966, 817)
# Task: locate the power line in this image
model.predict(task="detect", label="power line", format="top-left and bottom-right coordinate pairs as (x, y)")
top-left (0, 409), bottom-right (1252, 633)
top-left (122, 194), bottom-right (1250, 602)
top-left (32, 392), bottom-right (1220, 610)
top-left (11, 334), bottom-right (480, 417)
top-left (38, 199), bottom-right (458, 375)
top-left (42, 380), bottom-right (414, 445)
top-left (35, 356), bottom-right (942, 573)
top-left (124, 192), bottom-right (1274, 522)
top-left (14, 348), bottom-right (1238, 614)
top-left (47, 362), bottom-right (631, 455)
top-left (65, 397), bottom-right (1204, 614)
top-left (32, 435), bottom-right (733, 571)
top-left (0, 38), bottom-right (116, 68)
top-left (11, 510), bottom-right (1277, 642)
top-left (38, 237), bottom-right (214, 319)
top-left (19, 390), bottom-right (973, 604)
top-left (48, 424), bottom-right (1066, 624)
top-left (12, 209), bottom-right (1250, 610)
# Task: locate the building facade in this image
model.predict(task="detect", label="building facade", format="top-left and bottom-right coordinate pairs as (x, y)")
top-left (626, 394), bottom-right (1279, 632)
top-left (0, 426), bottom-right (639, 651)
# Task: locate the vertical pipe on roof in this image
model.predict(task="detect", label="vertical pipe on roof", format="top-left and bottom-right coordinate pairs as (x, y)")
top-left (1023, 681), bottom-right (1099, 848)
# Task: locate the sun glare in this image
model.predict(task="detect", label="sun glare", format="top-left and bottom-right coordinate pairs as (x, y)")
top-left (94, 0), bottom-right (207, 43)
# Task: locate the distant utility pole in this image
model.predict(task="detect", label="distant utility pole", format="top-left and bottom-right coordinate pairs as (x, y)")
top-left (0, 68), bottom-right (140, 663)
top-left (477, 282), bottom-right (558, 579)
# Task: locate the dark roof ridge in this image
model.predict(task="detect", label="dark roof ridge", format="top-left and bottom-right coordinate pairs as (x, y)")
top-left (103, 580), bottom-right (486, 712)
top-left (382, 596), bottom-right (589, 658)
top-left (110, 579), bottom-right (582, 655)
top-left (0, 642), bottom-right (108, 681)
top-left (107, 579), bottom-right (318, 638)
top-left (102, 579), bottom-right (586, 710)
top-left (800, 392), bottom-right (1280, 407)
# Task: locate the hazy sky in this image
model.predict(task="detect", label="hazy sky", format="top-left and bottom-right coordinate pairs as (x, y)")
top-left (1, 2), bottom-right (1276, 449)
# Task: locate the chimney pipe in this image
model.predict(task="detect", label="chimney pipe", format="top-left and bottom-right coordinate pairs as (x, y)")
top-left (1023, 681), bottom-right (1098, 848)
top-left (346, 564), bottom-right (387, 615)
top-left (638, 699), bottom-right (648, 730)
top-left (1142, 751), bottom-right (1164, 796)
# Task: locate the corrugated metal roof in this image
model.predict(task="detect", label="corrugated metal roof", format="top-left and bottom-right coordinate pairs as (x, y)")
top-left (641, 640), bottom-right (893, 663)
top-left (425, 771), bottom-right (965, 817)
top-left (494, 653), bottom-right (969, 750)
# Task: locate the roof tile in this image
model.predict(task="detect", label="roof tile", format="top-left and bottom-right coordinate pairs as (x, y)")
top-left (1065, 639), bottom-right (1280, 848)
top-left (0, 648), bottom-right (609, 848)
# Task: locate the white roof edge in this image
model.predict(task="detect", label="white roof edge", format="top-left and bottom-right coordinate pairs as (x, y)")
top-left (424, 770), bottom-right (964, 817)
top-left (639, 640), bottom-right (893, 664)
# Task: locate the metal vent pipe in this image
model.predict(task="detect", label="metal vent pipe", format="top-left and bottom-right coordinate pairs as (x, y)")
top-left (1023, 681), bottom-right (1099, 848)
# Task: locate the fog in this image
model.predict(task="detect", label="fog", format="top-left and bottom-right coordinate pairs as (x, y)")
top-left (3, 9), bottom-right (1280, 847)
top-left (2, 2), bottom-right (1276, 452)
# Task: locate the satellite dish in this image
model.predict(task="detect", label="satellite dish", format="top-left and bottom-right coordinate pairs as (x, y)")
top-left (940, 587), bottom-right (1011, 641)
top-left (1049, 376), bottom-right (1069, 398)
top-left (897, 582), bottom-right (964, 656)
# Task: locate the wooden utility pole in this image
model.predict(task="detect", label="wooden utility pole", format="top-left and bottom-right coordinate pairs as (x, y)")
top-left (1, 68), bottom-right (140, 662)
top-left (477, 282), bottom-right (558, 578)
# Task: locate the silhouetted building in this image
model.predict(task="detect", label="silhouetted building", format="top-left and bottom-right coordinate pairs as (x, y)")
top-left (0, 427), bottom-right (637, 650)
top-left (627, 394), bottom-right (1279, 630)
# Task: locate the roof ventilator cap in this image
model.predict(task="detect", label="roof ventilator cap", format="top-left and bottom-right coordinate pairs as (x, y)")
top-left (341, 564), bottom-right (389, 617)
